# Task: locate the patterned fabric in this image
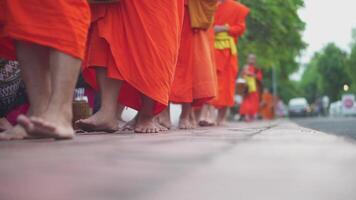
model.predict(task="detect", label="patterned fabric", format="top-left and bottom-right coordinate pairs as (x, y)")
top-left (0, 58), bottom-right (27, 117)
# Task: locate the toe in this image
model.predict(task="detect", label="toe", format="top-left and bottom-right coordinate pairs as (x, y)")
top-left (17, 115), bottom-right (34, 132)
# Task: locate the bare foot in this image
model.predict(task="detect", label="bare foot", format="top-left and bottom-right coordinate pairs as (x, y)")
top-left (135, 114), bottom-right (159, 134)
top-left (17, 114), bottom-right (75, 140)
top-left (0, 118), bottom-right (12, 132)
top-left (154, 117), bottom-right (169, 132)
top-left (117, 119), bottom-right (127, 131)
top-left (178, 117), bottom-right (194, 130)
top-left (75, 111), bottom-right (118, 133)
top-left (0, 125), bottom-right (28, 140)
top-left (122, 115), bottom-right (167, 132)
top-left (190, 112), bottom-right (197, 129)
top-left (122, 115), bottom-right (137, 131)
top-left (157, 109), bottom-right (172, 130)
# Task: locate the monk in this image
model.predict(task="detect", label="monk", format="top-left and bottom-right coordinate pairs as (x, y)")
top-left (158, 0), bottom-right (217, 130)
top-left (1, 0), bottom-right (90, 139)
top-left (211, 0), bottom-right (250, 125)
top-left (0, 1), bottom-right (28, 140)
top-left (260, 88), bottom-right (275, 120)
top-left (76, 1), bottom-right (184, 133)
top-left (239, 54), bottom-right (263, 122)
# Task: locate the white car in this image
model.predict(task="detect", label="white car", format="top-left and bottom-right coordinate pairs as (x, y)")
top-left (288, 97), bottom-right (310, 117)
top-left (329, 101), bottom-right (342, 117)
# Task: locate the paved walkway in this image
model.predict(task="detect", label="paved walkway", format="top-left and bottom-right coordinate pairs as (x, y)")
top-left (0, 120), bottom-right (356, 200)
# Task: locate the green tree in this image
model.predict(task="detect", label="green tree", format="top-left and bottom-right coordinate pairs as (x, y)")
top-left (346, 28), bottom-right (356, 93)
top-left (301, 43), bottom-right (350, 102)
top-left (299, 53), bottom-right (322, 102)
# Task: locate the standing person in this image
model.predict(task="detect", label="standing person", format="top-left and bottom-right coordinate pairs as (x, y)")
top-left (158, 0), bottom-right (218, 130)
top-left (211, 0), bottom-right (250, 125)
top-left (1, 0), bottom-right (90, 139)
top-left (239, 54), bottom-right (263, 122)
top-left (0, 0), bottom-right (27, 139)
top-left (260, 88), bottom-right (275, 120)
top-left (76, 0), bottom-right (184, 133)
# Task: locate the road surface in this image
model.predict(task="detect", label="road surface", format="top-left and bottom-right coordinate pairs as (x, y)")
top-left (0, 120), bottom-right (356, 200)
top-left (294, 117), bottom-right (356, 140)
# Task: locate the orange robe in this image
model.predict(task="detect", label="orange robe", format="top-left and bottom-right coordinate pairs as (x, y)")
top-left (2, 0), bottom-right (90, 60)
top-left (240, 65), bottom-right (261, 116)
top-left (170, 3), bottom-right (217, 107)
top-left (83, 1), bottom-right (184, 115)
top-left (260, 91), bottom-right (275, 120)
top-left (0, 0), bottom-right (15, 60)
top-left (211, 0), bottom-right (249, 108)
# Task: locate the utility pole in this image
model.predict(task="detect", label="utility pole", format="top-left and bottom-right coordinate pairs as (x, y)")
top-left (272, 65), bottom-right (277, 97)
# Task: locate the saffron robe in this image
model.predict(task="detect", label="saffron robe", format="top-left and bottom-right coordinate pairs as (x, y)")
top-left (240, 65), bottom-right (262, 116)
top-left (83, 1), bottom-right (184, 114)
top-left (260, 91), bottom-right (275, 120)
top-left (3, 0), bottom-right (90, 59)
top-left (170, 3), bottom-right (217, 107)
top-left (211, 0), bottom-right (249, 108)
top-left (188, 0), bottom-right (217, 29)
top-left (0, 0), bottom-right (16, 60)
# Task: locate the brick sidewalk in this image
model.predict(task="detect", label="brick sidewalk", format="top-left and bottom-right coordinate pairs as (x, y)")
top-left (0, 120), bottom-right (355, 200)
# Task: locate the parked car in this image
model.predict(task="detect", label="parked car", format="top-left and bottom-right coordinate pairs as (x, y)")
top-left (288, 97), bottom-right (310, 117)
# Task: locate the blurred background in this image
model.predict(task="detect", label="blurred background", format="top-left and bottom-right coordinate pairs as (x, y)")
top-left (233, 0), bottom-right (356, 138)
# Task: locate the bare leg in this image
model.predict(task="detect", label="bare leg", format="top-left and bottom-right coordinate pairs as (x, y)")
top-left (197, 105), bottom-right (208, 126)
top-left (207, 104), bottom-right (217, 125)
top-left (178, 103), bottom-right (194, 129)
top-left (76, 68), bottom-right (121, 132)
top-left (216, 107), bottom-right (228, 126)
top-left (116, 104), bottom-right (126, 130)
top-left (189, 108), bottom-right (197, 128)
top-left (134, 95), bottom-right (159, 133)
top-left (1, 42), bottom-right (50, 140)
top-left (116, 104), bottom-right (125, 121)
top-left (157, 105), bottom-right (172, 130)
top-left (18, 49), bottom-right (83, 139)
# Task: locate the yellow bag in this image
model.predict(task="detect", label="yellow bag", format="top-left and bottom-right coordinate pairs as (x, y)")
top-left (188, 0), bottom-right (217, 29)
top-left (245, 76), bottom-right (257, 93)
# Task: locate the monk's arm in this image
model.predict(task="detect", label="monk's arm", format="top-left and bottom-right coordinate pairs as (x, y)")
top-left (228, 7), bottom-right (249, 37)
top-left (228, 21), bottom-right (246, 37)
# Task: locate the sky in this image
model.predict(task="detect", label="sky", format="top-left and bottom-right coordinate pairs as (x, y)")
top-left (290, 0), bottom-right (356, 80)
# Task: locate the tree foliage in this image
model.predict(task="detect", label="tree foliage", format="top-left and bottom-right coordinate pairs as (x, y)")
top-left (346, 28), bottom-right (356, 93)
top-left (300, 43), bottom-right (351, 102)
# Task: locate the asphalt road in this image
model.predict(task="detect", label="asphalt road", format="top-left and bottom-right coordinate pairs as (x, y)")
top-left (293, 117), bottom-right (356, 140)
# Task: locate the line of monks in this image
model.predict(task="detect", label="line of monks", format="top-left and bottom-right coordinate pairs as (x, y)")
top-left (0, 0), bottom-right (251, 140)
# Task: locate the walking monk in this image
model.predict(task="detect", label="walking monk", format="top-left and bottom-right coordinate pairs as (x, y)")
top-left (0, 0), bottom-right (90, 140)
top-left (260, 88), bottom-right (275, 120)
top-left (211, 0), bottom-right (249, 125)
top-left (76, 1), bottom-right (184, 133)
top-left (239, 54), bottom-right (263, 122)
top-left (158, 0), bottom-right (218, 130)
